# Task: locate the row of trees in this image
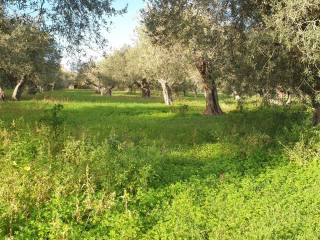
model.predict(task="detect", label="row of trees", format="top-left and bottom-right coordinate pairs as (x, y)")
top-left (76, 0), bottom-right (319, 125)
top-left (76, 33), bottom-right (199, 106)
top-left (1, 0), bottom-right (319, 125)
top-left (139, 0), bottom-right (320, 125)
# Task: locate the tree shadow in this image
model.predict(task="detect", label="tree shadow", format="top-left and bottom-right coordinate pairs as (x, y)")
top-left (53, 103), bottom-right (308, 190)
top-left (1, 93), bottom-right (309, 190)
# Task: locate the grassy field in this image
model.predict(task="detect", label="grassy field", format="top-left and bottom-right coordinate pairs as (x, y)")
top-left (0, 90), bottom-right (320, 239)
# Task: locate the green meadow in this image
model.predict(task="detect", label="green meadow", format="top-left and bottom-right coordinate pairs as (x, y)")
top-left (0, 90), bottom-right (319, 239)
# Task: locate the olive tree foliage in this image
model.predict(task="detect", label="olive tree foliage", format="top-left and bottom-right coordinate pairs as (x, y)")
top-left (2, 0), bottom-right (126, 49)
top-left (96, 49), bottom-right (130, 96)
top-left (132, 35), bottom-right (192, 105)
top-left (0, 0), bottom-right (124, 100)
top-left (124, 45), bottom-right (153, 98)
top-left (263, 0), bottom-right (320, 124)
top-left (143, 0), bottom-right (320, 124)
top-left (230, 0), bottom-right (320, 121)
top-left (59, 69), bottom-right (77, 89)
top-left (76, 61), bottom-right (115, 96)
top-left (0, 15), bottom-right (61, 100)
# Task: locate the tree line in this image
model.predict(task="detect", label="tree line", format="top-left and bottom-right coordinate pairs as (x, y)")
top-left (76, 0), bottom-right (319, 125)
top-left (140, 0), bottom-right (320, 124)
top-left (1, 0), bottom-right (319, 125)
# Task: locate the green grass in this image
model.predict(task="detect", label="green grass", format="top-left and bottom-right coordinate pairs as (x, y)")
top-left (0, 90), bottom-right (319, 239)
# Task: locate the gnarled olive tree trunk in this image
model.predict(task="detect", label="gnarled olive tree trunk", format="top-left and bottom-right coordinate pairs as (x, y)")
top-left (159, 79), bottom-right (173, 106)
top-left (106, 86), bottom-right (114, 96)
top-left (196, 59), bottom-right (223, 115)
top-left (313, 105), bottom-right (320, 126)
top-left (0, 87), bottom-right (5, 101)
top-left (141, 79), bottom-right (151, 98)
top-left (12, 77), bottom-right (26, 101)
top-left (203, 83), bottom-right (223, 115)
top-left (135, 79), bottom-right (151, 98)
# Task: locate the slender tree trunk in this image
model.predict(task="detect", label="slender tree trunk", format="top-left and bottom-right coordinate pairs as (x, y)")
top-left (233, 91), bottom-right (244, 111)
top-left (0, 87), bottom-right (5, 101)
top-left (12, 77), bottom-right (26, 101)
top-left (159, 80), bottom-right (173, 106)
top-left (183, 90), bottom-right (187, 97)
top-left (203, 83), bottom-right (223, 115)
top-left (100, 87), bottom-right (106, 96)
top-left (286, 91), bottom-right (292, 105)
top-left (193, 87), bottom-right (198, 98)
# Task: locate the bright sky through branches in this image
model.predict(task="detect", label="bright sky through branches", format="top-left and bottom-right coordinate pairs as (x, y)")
top-left (62, 0), bottom-right (145, 70)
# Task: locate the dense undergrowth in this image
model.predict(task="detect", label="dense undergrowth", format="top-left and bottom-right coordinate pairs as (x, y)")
top-left (0, 90), bottom-right (320, 239)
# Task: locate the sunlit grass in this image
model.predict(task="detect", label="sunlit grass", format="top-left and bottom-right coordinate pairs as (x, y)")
top-left (0, 90), bottom-right (319, 239)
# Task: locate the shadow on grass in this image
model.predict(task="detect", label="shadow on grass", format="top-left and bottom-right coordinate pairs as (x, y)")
top-left (1, 93), bottom-right (309, 189)
top-left (55, 103), bottom-right (308, 190)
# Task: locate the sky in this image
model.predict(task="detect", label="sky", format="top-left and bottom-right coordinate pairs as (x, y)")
top-left (61, 0), bottom-right (146, 69)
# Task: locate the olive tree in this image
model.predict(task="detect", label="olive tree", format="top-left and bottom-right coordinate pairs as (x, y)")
top-left (264, 0), bottom-right (320, 124)
top-left (135, 36), bottom-right (191, 105)
top-left (143, 0), bottom-right (230, 114)
top-left (0, 17), bottom-right (61, 100)
top-left (2, 0), bottom-right (125, 49)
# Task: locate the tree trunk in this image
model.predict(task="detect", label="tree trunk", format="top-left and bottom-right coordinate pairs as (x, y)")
top-left (12, 77), bottom-right (26, 101)
top-left (100, 87), bottom-right (106, 96)
top-left (195, 58), bottom-right (223, 115)
top-left (105, 86), bottom-right (114, 97)
top-left (141, 79), bottom-right (151, 98)
top-left (0, 87), bottom-right (5, 101)
top-left (27, 81), bottom-right (38, 95)
top-left (127, 85), bottom-right (134, 94)
top-left (286, 91), bottom-right (292, 105)
top-left (183, 90), bottom-right (187, 97)
top-left (159, 80), bottom-right (173, 106)
top-left (193, 88), bottom-right (198, 98)
top-left (313, 106), bottom-right (320, 126)
top-left (300, 78), bottom-right (320, 126)
top-left (106, 87), bottom-right (113, 96)
top-left (51, 83), bottom-right (55, 91)
top-left (311, 95), bottom-right (320, 126)
top-left (203, 83), bottom-right (223, 115)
